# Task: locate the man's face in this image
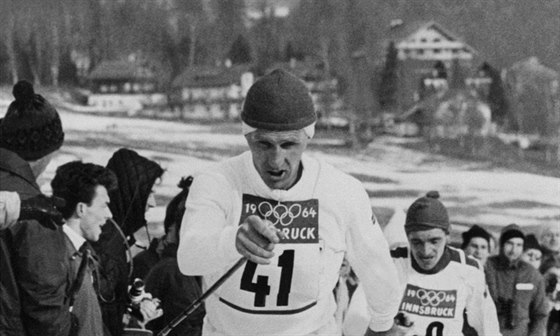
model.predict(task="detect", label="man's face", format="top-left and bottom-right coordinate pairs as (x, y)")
top-left (408, 228), bottom-right (448, 271)
top-left (246, 129), bottom-right (310, 190)
top-left (465, 237), bottom-right (490, 265)
top-left (521, 248), bottom-right (542, 269)
top-left (502, 237), bottom-right (524, 263)
top-left (541, 226), bottom-right (560, 252)
top-left (80, 185), bottom-right (112, 242)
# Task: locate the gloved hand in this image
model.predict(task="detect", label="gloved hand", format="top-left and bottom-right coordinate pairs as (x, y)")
top-left (19, 194), bottom-right (65, 229)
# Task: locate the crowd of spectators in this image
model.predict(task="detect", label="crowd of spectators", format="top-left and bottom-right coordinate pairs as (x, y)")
top-left (1, 80), bottom-right (559, 336)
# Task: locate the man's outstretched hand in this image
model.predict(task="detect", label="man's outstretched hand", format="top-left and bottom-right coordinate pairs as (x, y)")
top-left (20, 194), bottom-right (66, 229)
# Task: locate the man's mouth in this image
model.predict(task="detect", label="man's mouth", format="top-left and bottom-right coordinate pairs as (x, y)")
top-left (268, 170), bottom-right (286, 179)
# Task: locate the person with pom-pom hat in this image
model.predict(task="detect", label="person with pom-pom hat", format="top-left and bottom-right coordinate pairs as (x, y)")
top-left (342, 191), bottom-right (502, 336)
top-left (0, 81), bottom-right (76, 335)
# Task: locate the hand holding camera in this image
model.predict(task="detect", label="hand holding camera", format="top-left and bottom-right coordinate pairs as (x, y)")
top-left (128, 278), bottom-right (163, 326)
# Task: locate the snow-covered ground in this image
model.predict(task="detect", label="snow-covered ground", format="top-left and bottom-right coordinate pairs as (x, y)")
top-left (26, 108), bottom-right (560, 246)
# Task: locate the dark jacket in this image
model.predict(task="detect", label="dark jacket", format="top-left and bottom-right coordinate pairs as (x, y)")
top-left (131, 238), bottom-right (161, 281)
top-left (144, 256), bottom-right (205, 336)
top-left (91, 148), bottom-right (163, 336)
top-left (485, 254), bottom-right (549, 336)
top-left (0, 148), bottom-right (74, 336)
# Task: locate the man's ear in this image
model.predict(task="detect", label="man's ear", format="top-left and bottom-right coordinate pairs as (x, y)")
top-left (75, 202), bottom-right (87, 218)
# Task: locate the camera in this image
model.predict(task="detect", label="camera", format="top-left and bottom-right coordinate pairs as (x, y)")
top-left (129, 278), bottom-right (149, 304)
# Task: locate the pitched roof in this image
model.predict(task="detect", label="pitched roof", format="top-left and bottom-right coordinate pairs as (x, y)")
top-left (88, 60), bottom-right (155, 80)
top-left (172, 63), bottom-right (253, 88)
top-left (387, 20), bottom-right (477, 55)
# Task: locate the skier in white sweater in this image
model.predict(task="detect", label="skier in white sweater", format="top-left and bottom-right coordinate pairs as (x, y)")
top-left (178, 69), bottom-right (401, 336)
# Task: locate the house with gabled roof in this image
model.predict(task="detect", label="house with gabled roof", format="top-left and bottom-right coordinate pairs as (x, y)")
top-left (384, 20), bottom-right (479, 110)
top-left (171, 62), bottom-right (254, 119)
top-left (388, 20), bottom-right (477, 64)
top-left (87, 59), bottom-right (165, 114)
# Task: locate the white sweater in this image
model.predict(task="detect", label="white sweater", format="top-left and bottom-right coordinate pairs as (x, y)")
top-left (178, 151), bottom-right (400, 336)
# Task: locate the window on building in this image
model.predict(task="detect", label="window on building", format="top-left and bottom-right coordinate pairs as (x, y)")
top-left (433, 49), bottom-right (441, 53)
top-left (433, 38), bottom-right (441, 43)
top-left (420, 38), bottom-right (427, 43)
top-left (417, 49), bottom-right (425, 55)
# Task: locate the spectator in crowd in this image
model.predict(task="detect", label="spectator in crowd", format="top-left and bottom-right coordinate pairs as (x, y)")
top-left (0, 81), bottom-right (73, 335)
top-left (462, 224), bottom-right (492, 266)
top-left (132, 176), bottom-right (193, 281)
top-left (538, 223), bottom-right (560, 336)
top-left (178, 69), bottom-right (401, 336)
top-left (51, 161), bottom-right (118, 336)
top-left (143, 176), bottom-right (205, 336)
top-left (485, 224), bottom-right (549, 336)
top-left (522, 234), bottom-right (543, 270)
top-left (91, 148), bottom-right (164, 336)
top-left (539, 222), bottom-right (560, 274)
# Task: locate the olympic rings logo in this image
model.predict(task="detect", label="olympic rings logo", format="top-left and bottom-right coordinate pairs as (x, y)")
top-left (416, 289), bottom-right (447, 306)
top-left (258, 201), bottom-right (302, 226)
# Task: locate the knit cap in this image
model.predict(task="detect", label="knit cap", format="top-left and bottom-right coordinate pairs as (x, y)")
top-left (0, 81), bottom-right (64, 161)
top-left (499, 223), bottom-right (525, 247)
top-left (523, 234), bottom-right (542, 252)
top-left (241, 69), bottom-right (316, 131)
top-left (461, 224), bottom-right (492, 249)
top-left (405, 191), bottom-right (449, 234)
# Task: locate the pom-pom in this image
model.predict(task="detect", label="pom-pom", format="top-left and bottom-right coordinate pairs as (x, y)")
top-left (426, 190), bottom-right (440, 199)
top-left (12, 80), bottom-right (35, 102)
top-left (177, 176), bottom-right (193, 190)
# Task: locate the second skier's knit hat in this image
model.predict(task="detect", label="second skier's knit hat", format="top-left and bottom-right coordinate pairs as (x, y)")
top-left (241, 69), bottom-right (316, 132)
top-left (405, 191), bottom-right (450, 234)
top-left (0, 80), bottom-right (64, 161)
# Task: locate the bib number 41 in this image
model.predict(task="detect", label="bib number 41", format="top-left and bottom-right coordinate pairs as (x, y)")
top-left (240, 249), bottom-right (295, 307)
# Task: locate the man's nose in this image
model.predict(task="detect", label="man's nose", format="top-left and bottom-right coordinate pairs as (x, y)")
top-left (268, 147), bottom-right (286, 168)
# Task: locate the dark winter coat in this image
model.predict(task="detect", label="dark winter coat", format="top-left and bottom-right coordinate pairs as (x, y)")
top-left (91, 148), bottom-right (163, 336)
top-left (144, 256), bottom-right (205, 336)
top-left (0, 148), bottom-right (75, 336)
top-left (485, 254), bottom-right (549, 336)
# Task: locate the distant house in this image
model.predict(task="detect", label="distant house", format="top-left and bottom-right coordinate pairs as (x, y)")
top-left (394, 89), bottom-right (493, 138)
top-left (171, 63), bottom-right (254, 119)
top-left (385, 20), bottom-right (478, 109)
top-left (87, 60), bottom-right (165, 114)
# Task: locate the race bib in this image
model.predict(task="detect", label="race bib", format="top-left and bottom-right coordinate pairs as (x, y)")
top-left (218, 194), bottom-right (321, 314)
top-left (400, 284), bottom-right (457, 319)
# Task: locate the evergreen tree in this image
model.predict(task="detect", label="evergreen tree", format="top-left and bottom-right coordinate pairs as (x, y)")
top-left (450, 58), bottom-right (466, 89)
top-left (378, 41), bottom-right (398, 111)
top-left (227, 34), bottom-right (252, 64)
top-left (481, 63), bottom-right (508, 126)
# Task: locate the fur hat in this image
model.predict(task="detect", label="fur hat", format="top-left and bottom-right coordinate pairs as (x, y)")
top-left (499, 223), bottom-right (525, 247)
top-left (0, 81), bottom-right (64, 161)
top-left (241, 69), bottom-right (316, 131)
top-left (461, 224), bottom-right (492, 249)
top-left (405, 191), bottom-right (450, 234)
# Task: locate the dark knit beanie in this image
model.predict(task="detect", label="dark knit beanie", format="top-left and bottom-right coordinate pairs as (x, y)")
top-left (499, 223), bottom-right (525, 247)
top-left (0, 81), bottom-right (64, 161)
top-left (405, 191), bottom-right (449, 234)
top-left (241, 69), bottom-right (316, 131)
top-left (524, 234), bottom-right (542, 252)
top-left (461, 224), bottom-right (492, 249)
